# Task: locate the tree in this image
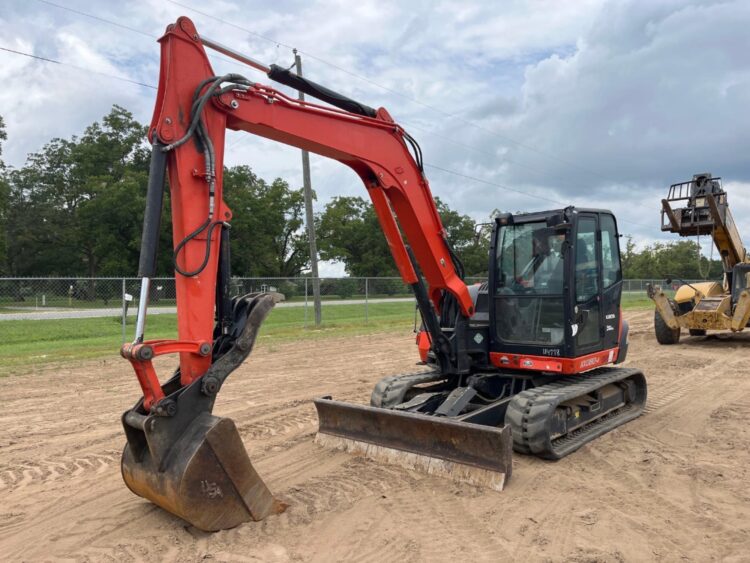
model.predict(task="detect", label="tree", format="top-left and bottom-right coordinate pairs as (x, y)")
top-left (4, 106), bottom-right (158, 278)
top-left (317, 196), bottom-right (397, 277)
top-left (620, 237), bottom-right (638, 278)
top-left (434, 198), bottom-right (490, 277)
top-left (317, 196), bottom-right (491, 277)
top-left (621, 238), bottom-right (722, 279)
top-left (3, 105), bottom-right (312, 279)
top-left (0, 115), bottom-right (8, 273)
top-left (223, 165), bottom-right (308, 277)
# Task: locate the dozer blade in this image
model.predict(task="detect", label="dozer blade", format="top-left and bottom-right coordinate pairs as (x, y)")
top-left (122, 412), bottom-right (285, 531)
top-left (314, 397), bottom-right (512, 490)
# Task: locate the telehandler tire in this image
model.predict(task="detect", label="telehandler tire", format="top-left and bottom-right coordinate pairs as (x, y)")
top-left (654, 310), bottom-right (680, 345)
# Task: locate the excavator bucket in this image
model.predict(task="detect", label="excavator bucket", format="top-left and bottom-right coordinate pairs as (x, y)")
top-left (122, 411), bottom-right (285, 531)
top-left (314, 397), bottom-right (513, 490)
top-left (121, 293), bottom-right (286, 531)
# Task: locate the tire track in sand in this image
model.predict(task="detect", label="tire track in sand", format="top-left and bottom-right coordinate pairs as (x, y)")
top-left (0, 449), bottom-right (120, 492)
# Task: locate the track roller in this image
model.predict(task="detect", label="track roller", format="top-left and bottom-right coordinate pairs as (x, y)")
top-left (505, 367), bottom-right (647, 459)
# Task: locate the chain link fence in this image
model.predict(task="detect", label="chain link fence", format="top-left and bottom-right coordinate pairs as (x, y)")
top-left (0, 275), bottom-right (710, 323)
top-left (0, 276), bottom-right (422, 322)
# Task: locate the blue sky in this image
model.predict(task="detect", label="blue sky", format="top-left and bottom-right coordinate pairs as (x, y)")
top-left (2, 0), bottom-right (749, 275)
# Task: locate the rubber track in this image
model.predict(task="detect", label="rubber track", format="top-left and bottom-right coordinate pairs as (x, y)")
top-left (505, 367), bottom-right (647, 460)
top-left (370, 371), bottom-right (443, 408)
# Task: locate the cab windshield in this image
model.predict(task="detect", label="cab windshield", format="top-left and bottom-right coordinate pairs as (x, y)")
top-left (496, 222), bottom-right (565, 295)
top-left (494, 221), bottom-right (566, 346)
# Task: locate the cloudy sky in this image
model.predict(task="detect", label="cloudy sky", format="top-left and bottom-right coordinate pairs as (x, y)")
top-left (2, 0), bottom-right (749, 275)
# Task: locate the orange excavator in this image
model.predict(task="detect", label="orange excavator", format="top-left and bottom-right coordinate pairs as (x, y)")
top-left (121, 17), bottom-right (647, 532)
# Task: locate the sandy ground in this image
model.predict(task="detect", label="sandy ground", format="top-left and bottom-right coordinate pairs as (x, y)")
top-left (1, 309), bottom-right (749, 562)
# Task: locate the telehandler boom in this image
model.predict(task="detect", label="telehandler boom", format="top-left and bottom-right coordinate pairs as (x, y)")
top-left (122, 17), bottom-right (647, 531)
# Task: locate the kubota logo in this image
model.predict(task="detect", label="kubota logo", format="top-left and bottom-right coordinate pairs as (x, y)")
top-left (579, 357), bottom-right (601, 368)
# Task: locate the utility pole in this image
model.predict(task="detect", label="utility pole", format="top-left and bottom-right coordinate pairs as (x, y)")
top-left (294, 49), bottom-right (322, 326)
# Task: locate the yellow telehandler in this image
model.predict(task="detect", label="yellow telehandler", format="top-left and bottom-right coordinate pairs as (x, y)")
top-left (648, 173), bottom-right (750, 343)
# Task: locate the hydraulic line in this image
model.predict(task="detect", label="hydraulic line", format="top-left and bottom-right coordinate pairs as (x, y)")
top-left (163, 74), bottom-right (252, 277)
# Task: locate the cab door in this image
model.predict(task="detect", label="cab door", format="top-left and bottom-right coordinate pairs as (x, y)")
top-left (571, 212), bottom-right (623, 357)
top-left (571, 214), bottom-right (602, 355)
top-left (599, 213), bottom-right (623, 352)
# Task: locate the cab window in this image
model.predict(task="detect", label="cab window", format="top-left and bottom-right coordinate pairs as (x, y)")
top-left (575, 217), bottom-right (598, 303)
top-left (601, 214), bottom-right (621, 288)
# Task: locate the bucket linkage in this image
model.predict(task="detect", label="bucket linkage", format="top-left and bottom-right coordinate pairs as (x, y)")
top-left (121, 293), bottom-right (286, 532)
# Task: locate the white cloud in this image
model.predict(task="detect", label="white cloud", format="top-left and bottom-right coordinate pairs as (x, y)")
top-left (1, 0), bottom-right (749, 256)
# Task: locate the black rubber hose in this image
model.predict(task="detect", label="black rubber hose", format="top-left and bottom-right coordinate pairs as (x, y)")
top-left (173, 220), bottom-right (223, 278)
top-left (137, 141), bottom-right (167, 278)
top-left (267, 64), bottom-right (377, 117)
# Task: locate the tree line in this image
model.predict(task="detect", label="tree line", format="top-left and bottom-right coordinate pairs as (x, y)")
top-left (0, 106), bottom-right (724, 281)
top-left (621, 238), bottom-right (722, 281)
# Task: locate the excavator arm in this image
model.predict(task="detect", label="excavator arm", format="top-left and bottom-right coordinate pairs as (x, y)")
top-left (120, 16), bottom-right (481, 531)
top-left (134, 17), bottom-right (473, 389)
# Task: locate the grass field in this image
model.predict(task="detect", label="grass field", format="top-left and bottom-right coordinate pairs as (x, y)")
top-left (0, 294), bottom-right (653, 374)
top-left (0, 293), bottom-right (417, 313)
top-left (0, 302), bottom-right (416, 374)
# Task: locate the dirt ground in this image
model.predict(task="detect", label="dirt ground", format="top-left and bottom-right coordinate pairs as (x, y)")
top-left (1, 309), bottom-right (749, 562)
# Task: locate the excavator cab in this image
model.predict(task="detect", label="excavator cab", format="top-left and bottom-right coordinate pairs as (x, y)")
top-left (489, 209), bottom-right (628, 370)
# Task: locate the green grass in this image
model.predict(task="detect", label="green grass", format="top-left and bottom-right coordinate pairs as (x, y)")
top-left (0, 294), bottom-right (655, 375)
top-left (621, 291), bottom-right (656, 310)
top-left (0, 302), bottom-right (417, 374)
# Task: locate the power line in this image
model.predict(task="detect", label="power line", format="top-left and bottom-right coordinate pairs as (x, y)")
top-left (425, 163), bottom-right (561, 205)
top-left (425, 163), bottom-right (655, 231)
top-left (0, 46), bottom-right (156, 89)
top-left (36, 0), bottom-right (153, 38)
top-left (165, 0), bottom-right (423, 99)
top-left (0, 48), bottom-right (655, 232)
top-left (18, 3), bottom-right (658, 233)
top-left (33, 0), bottom-right (256, 74)
top-left (37, 0), bottom-right (651, 211)
top-left (31, 0), bottom-right (296, 153)
top-left (401, 119), bottom-right (556, 180)
top-left (413, 122), bottom-right (655, 218)
top-left (0, 47), bottom-right (564, 216)
top-left (165, 0), bottom-right (611, 182)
